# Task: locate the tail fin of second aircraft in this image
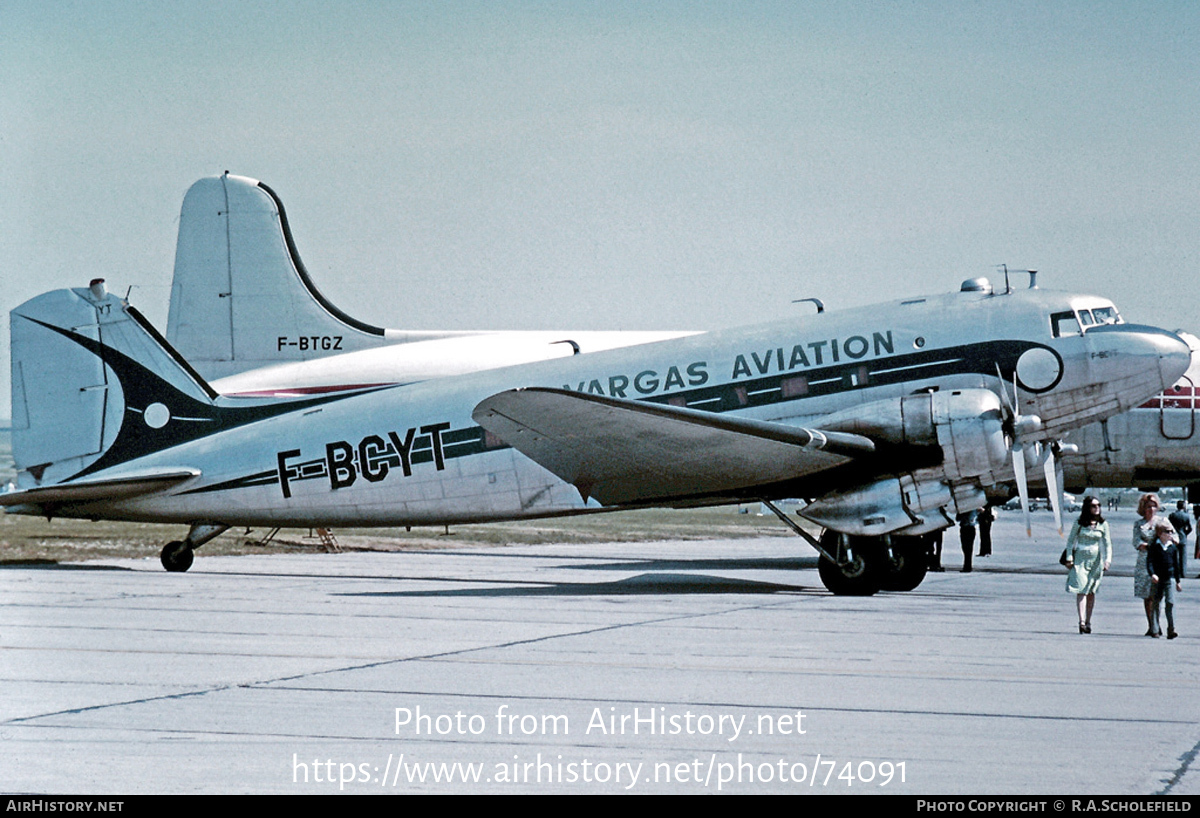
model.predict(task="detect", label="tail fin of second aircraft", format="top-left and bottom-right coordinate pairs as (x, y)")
top-left (166, 173), bottom-right (473, 381)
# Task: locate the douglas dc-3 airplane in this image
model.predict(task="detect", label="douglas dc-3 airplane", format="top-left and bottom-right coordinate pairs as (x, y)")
top-left (168, 173), bottom-right (694, 394)
top-left (4, 275), bottom-right (1190, 595)
top-left (165, 175), bottom-right (1200, 515)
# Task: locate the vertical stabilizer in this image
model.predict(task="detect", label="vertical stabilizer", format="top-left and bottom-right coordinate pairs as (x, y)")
top-left (167, 174), bottom-right (469, 380)
top-left (12, 283), bottom-right (218, 487)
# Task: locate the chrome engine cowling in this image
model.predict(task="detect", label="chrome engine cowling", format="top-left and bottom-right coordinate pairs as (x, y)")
top-left (802, 389), bottom-right (1007, 536)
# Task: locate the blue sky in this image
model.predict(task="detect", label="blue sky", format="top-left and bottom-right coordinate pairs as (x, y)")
top-left (3, 1), bottom-right (1199, 408)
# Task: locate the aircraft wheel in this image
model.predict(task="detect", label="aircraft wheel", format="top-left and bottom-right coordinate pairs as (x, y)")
top-left (817, 531), bottom-right (882, 596)
top-left (880, 536), bottom-right (930, 592)
top-left (161, 541), bottom-right (194, 572)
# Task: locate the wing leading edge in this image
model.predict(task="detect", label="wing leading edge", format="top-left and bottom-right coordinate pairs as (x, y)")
top-left (471, 387), bottom-right (875, 506)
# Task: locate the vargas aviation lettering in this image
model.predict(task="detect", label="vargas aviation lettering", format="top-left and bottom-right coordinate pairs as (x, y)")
top-left (732, 331), bottom-right (895, 378)
top-left (567, 362), bottom-right (710, 397)
top-left (565, 331), bottom-right (895, 398)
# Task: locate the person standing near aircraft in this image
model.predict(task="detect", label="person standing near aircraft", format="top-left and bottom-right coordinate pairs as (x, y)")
top-left (957, 510), bottom-right (977, 573)
top-left (1134, 494), bottom-right (1168, 636)
top-left (1064, 496), bottom-right (1112, 634)
top-left (1168, 500), bottom-right (1192, 577)
top-left (928, 529), bottom-right (945, 572)
top-left (1193, 504), bottom-right (1200, 575)
top-left (1147, 523), bottom-right (1183, 639)
top-left (977, 504), bottom-right (994, 558)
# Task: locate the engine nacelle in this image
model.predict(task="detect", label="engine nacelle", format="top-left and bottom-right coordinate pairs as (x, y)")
top-left (801, 389), bottom-right (1007, 536)
top-left (820, 389), bottom-right (1008, 479)
top-left (930, 389), bottom-right (1008, 480)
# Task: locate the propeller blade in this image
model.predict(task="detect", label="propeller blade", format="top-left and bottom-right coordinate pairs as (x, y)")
top-left (996, 364), bottom-right (1017, 414)
top-left (1043, 445), bottom-right (1063, 536)
top-left (1054, 446), bottom-right (1066, 529)
top-left (1012, 444), bottom-right (1032, 537)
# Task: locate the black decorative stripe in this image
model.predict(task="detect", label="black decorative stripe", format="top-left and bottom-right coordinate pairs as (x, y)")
top-left (194, 338), bottom-right (1045, 495)
top-left (255, 181), bottom-right (387, 337)
top-left (633, 339), bottom-right (1051, 414)
top-left (126, 305), bottom-right (219, 400)
top-left (183, 470), bottom-right (280, 495)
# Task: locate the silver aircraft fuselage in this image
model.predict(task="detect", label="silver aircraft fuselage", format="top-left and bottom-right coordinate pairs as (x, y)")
top-left (11, 283), bottom-right (1185, 530)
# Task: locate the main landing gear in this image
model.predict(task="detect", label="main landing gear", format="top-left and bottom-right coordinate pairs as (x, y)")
top-left (816, 531), bottom-right (930, 595)
top-left (760, 501), bottom-right (930, 595)
top-left (878, 536), bottom-right (930, 593)
top-left (160, 523), bottom-right (229, 572)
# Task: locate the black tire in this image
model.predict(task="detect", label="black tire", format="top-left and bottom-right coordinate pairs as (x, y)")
top-left (879, 536), bottom-right (930, 592)
top-left (817, 531), bottom-right (882, 596)
top-left (161, 541), bottom-right (194, 572)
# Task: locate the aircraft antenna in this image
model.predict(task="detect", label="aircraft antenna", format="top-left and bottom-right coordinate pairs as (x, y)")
top-left (792, 297), bottom-right (825, 314)
top-left (996, 265), bottom-right (1038, 293)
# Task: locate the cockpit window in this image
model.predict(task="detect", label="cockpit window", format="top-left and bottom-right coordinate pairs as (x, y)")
top-left (1051, 310), bottom-right (1082, 338)
top-left (1058, 305), bottom-right (1122, 337)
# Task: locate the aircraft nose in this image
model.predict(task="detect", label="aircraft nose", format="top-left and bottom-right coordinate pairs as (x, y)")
top-left (1149, 327), bottom-right (1193, 389)
top-left (1178, 330), bottom-right (1200, 358)
top-left (1088, 323), bottom-right (1193, 394)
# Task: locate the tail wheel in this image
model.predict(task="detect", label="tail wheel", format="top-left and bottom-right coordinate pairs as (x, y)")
top-left (817, 531), bottom-right (882, 596)
top-left (161, 541), bottom-right (194, 572)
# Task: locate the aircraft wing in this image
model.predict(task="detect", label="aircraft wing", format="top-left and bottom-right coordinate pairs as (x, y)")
top-left (0, 468), bottom-right (200, 509)
top-left (472, 388), bottom-right (875, 505)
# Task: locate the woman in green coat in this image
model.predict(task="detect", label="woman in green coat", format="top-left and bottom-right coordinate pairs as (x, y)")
top-left (1064, 496), bottom-right (1113, 634)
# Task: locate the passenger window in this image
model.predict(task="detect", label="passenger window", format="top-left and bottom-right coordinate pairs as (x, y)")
top-left (1051, 311), bottom-right (1082, 338)
top-left (781, 375), bottom-right (809, 398)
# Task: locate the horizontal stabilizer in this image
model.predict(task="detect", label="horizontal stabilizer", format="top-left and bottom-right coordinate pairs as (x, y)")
top-left (0, 468), bottom-right (200, 508)
top-left (472, 387), bottom-right (873, 505)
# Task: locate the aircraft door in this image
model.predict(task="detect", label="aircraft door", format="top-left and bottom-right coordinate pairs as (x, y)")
top-left (1160, 375), bottom-right (1195, 440)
